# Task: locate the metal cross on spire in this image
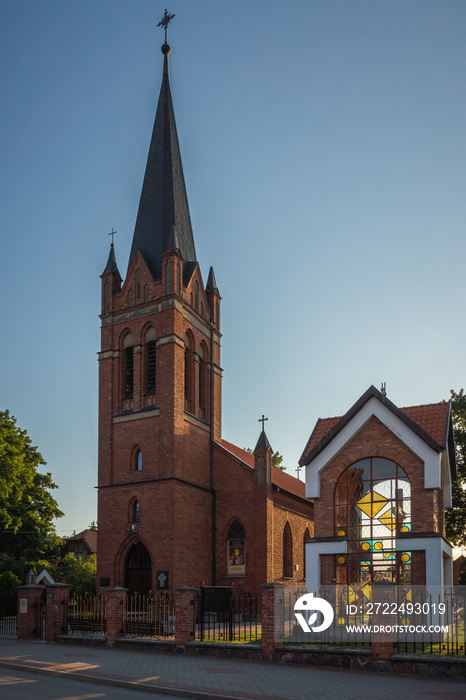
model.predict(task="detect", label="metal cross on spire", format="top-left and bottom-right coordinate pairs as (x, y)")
top-left (108, 228), bottom-right (117, 245)
top-left (157, 8), bottom-right (175, 43)
top-left (258, 415), bottom-right (268, 431)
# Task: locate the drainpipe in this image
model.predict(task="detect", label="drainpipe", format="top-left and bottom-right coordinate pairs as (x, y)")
top-left (210, 320), bottom-right (216, 585)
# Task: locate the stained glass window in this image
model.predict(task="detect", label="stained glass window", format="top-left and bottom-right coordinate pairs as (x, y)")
top-left (334, 458), bottom-right (411, 588)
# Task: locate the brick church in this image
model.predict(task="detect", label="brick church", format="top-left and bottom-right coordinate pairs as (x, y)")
top-left (96, 40), bottom-right (313, 594)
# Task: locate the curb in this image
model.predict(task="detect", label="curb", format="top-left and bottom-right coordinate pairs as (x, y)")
top-left (0, 659), bottom-right (258, 700)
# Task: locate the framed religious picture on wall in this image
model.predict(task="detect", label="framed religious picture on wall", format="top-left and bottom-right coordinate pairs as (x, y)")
top-left (228, 538), bottom-right (245, 575)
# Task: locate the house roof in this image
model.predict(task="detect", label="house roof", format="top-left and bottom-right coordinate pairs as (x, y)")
top-left (299, 386), bottom-right (453, 474)
top-left (64, 529), bottom-right (97, 553)
top-left (220, 439), bottom-right (306, 499)
top-left (127, 43), bottom-right (197, 280)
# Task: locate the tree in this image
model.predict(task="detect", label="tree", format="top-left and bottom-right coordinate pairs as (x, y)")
top-left (445, 389), bottom-right (466, 547)
top-left (53, 553), bottom-right (97, 596)
top-left (243, 447), bottom-right (286, 471)
top-left (0, 410), bottom-right (63, 572)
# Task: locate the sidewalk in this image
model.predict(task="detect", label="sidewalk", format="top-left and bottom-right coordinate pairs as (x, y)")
top-left (0, 638), bottom-right (465, 700)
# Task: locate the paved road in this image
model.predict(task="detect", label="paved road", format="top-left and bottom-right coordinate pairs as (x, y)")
top-left (0, 667), bottom-right (192, 700)
top-left (0, 638), bottom-right (465, 700)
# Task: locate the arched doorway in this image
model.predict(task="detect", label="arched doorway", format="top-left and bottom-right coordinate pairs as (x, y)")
top-left (125, 540), bottom-right (152, 593)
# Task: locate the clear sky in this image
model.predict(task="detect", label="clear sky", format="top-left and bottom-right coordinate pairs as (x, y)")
top-left (1, 0), bottom-right (465, 541)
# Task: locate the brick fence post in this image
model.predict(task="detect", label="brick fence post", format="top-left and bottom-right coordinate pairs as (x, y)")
top-left (105, 587), bottom-right (127, 646)
top-left (371, 583), bottom-right (397, 662)
top-left (17, 584), bottom-right (45, 640)
top-left (261, 583), bottom-right (285, 658)
top-left (45, 583), bottom-right (70, 642)
top-left (174, 586), bottom-right (197, 648)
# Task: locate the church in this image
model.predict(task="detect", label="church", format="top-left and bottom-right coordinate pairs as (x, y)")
top-left (96, 38), bottom-right (313, 594)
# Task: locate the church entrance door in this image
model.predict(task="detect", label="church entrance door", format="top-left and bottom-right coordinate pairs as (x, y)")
top-left (125, 541), bottom-right (152, 593)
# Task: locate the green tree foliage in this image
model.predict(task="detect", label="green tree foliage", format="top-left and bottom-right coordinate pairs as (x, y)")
top-left (0, 410), bottom-right (63, 572)
top-left (243, 447), bottom-right (286, 471)
top-left (445, 389), bottom-right (466, 546)
top-left (0, 570), bottom-right (21, 614)
top-left (53, 553), bottom-right (97, 596)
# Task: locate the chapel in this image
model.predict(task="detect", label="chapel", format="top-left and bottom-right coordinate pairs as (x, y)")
top-left (96, 39), bottom-right (313, 594)
top-left (300, 385), bottom-right (455, 595)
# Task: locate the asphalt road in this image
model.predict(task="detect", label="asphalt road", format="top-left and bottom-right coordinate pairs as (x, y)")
top-left (0, 667), bottom-right (194, 700)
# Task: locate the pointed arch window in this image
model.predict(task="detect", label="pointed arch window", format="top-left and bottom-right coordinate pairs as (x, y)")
top-left (227, 520), bottom-right (246, 575)
top-left (134, 449), bottom-right (142, 472)
top-left (303, 527), bottom-right (311, 579)
top-left (145, 327), bottom-right (157, 394)
top-left (135, 269), bottom-right (142, 302)
top-left (104, 280), bottom-right (110, 313)
top-left (198, 343), bottom-right (207, 418)
top-left (184, 332), bottom-right (193, 410)
top-left (283, 523), bottom-right (293, 578)
top-left (133, 500), bottom-right (140, 523)
top-left (165, 261), bottom-right (172, 295)
top-left (123, 333), bottom-right (134, 398)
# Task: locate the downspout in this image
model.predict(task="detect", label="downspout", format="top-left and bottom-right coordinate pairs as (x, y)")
top-left (210, 320), bottom-right (217, 585)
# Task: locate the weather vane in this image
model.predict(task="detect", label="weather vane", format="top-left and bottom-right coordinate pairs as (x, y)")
top-left (157, 9), bottom-right (175, 44)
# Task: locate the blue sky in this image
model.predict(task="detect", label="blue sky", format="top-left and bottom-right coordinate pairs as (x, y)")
top-left (1, 0), bottom-right (465, 540)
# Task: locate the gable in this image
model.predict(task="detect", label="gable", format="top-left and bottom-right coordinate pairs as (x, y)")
top-left (305, 395), bottom-right (444, 499)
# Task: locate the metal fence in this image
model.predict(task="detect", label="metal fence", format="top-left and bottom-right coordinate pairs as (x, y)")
top-left (395, 587), bottom-right (466, 657)
top-left (197, 588), bottom-right (260, 643)
top-left (67, 594), bottom-right (107, 636)
top-left (282, 586), bottom-right (371, 648)
top-left (124, 592), bottom-right (175, 639)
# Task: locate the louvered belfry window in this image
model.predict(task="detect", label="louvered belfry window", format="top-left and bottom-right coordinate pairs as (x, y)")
top-left (146, 341), bottom-right (156, 393)
top-left (124, 347), bottom-right (134, 396)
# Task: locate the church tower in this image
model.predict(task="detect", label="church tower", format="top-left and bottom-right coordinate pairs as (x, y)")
top-left (97, 38), bottom-right (222, 592)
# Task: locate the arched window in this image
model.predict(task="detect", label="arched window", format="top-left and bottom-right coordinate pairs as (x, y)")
top-left (104, 280), bottom-right (110, 313)
top-left (184, 332), bottom-right (193, 410)
top-left (227, 520), bottom-right (245, 575)
top-left (145, 327), bottom-right (156, 394)
top-left (190, 292), bottom-right (193, 306)
top-left (135, 269), bottom-right (142, 302)
top-left (122, 333), bottom-right (134, 397)
top-left (198, 343), bottom-right (206, 418)
top-left (176, 265), bottom-right (181, 297)
top-left (303, 527), bottom-right (311, 579)
top-left (134, 449), bottom-right (142, 472)
top-left (334, 458), bottom-right (411, 588)
top-left (165, 261), bottom-right (171, 295)
top-left (133, 500), bottom-right (140, 523)
top-left (283, 523), bottom-right (293, 578)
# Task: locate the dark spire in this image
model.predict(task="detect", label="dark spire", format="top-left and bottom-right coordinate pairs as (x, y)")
top-left (254, 430), bottom-right (271, 452)
top-left (206, 266), bottom-right (218, 291)
top-left (104, 244), bottom-right (118, 274)
top-left (128, 41), bottom-right (196, 279)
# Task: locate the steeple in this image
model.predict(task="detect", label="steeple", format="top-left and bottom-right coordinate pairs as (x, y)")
top-left (127, 39), bottom-right (196, 279)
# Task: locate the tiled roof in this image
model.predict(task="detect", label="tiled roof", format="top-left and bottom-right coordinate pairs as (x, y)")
top-left (300, 400), bottom-right (449, 465)
top-left (65, 529), bottom-right (98, 553)
top-left (220, 440), bottom-right (306, 499)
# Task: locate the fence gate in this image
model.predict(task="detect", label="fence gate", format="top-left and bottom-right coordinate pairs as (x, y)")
top-left (200, 586), bottom-right (232, 641)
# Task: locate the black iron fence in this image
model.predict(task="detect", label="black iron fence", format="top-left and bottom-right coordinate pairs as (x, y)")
top-left (197, 587), bottom-right (260, 643)
top-left (396, 587), bottom-right (466, 657)
top-left (283, 586), bottom-right (371, 648)
top-left (67, 594), bottom-right (107, 636)
top-left (124, 592), bottom-right (174, 639)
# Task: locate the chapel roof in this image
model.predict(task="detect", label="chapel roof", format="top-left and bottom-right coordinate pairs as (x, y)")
top-left (299, 385), bottom-right (452, 468)
top-left (127, 43), bottom-right (197, 280)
